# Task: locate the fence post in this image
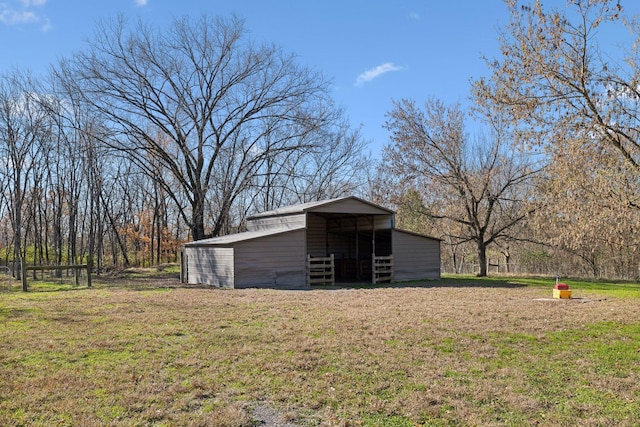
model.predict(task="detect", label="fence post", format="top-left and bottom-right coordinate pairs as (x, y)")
top-left (21, 260), bottom-right (27, 292)
top-left (87, 263), bottom-right (92, 288)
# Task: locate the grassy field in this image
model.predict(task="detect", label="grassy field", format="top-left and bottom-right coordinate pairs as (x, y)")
top-left (1, 270), bottom-right (639, 426)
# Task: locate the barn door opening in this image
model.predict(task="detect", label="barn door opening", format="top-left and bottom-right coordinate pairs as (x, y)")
top-left (307, 212), bottom-right (392, 283)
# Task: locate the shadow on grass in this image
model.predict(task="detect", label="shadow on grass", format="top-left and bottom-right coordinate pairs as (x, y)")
top-left (10, 268), bottom-right (184, 293)
top-left (25, 286), bottom-right (90, 293)
top-left (11, 269), bottom-right (640, 294)
top-left (6, 282), bottom-right (92, 293)
top-left (313, 275), bottom-right (529, 291)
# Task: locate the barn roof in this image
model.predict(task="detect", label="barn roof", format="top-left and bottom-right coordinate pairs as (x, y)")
top-left (393, 228), bottom-right (442, 242)
top-left (247, 196), bottom-right (393, 219)
top-left (184, 225), bottom-right (305, 247)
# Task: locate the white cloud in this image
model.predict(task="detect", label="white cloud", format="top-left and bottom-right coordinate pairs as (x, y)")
top-left (1, 0), bottom-right (49, 30)
top-left (409, 11), bottom-right (421, 20)
top-left (0, 8), bottom-right (38, 25)
top-left (21, 0), bottom-right (47, 6)
top-left (39, 16), bottom-right (51, 31)
top-left (355, 63), bottom-right (403, 87)
top-left (135, 0), bottom-right (148, 6)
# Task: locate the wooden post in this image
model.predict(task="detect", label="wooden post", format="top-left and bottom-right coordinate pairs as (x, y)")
top-left (21, 263), bottom-right (90, 290)
top-left (179, 251), bottom-right (185, 283)
top-left (86, 262), bottom-right (92, 288)
top-left (21, 260), bottom-right (27, 292)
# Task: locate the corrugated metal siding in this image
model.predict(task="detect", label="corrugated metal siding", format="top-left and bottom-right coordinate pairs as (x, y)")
top-left (246, 213), bottom-right (306, 232)
top-left (325, 215), bottom-right (391, 231)
top-left (183, 246), bottom-right (234, 288)
top-left (309, 198), bottom-right (391, 215)
top-left (374, 215), bottom-right (393, 229)
top-left (306, 214), bottom-right (327, 256)
top-left (392, 230), bottom-right (441, 280)
top-left (234, 229), bottom-right (307, 289)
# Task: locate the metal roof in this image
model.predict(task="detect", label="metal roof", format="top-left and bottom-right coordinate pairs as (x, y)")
top-left (184, 225), bottom-right (305, 247)
top-left (247, 196), bottom-right (393, 219)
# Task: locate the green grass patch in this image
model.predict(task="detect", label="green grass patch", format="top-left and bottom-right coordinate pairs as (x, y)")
top-left (442, 273), bottom-right (640, 298)
top-left (1, 276), bottom-right (639, 426)
top-left (361, 414), bottom-right (416, 426)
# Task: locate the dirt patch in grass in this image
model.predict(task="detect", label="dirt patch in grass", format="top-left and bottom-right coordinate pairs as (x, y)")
top-left (1, 280), bottom-right (639, 426)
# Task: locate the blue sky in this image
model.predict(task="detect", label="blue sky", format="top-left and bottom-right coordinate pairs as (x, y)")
top-left (1, 0), bottom-right (628, 155)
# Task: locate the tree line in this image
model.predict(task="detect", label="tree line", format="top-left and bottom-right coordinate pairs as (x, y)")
top-left (372, 0), bottom-right (640, 279)
top-left (1, 1), bottom-right (639, 279)
top-left (0, 15), bottom-right (370, 275)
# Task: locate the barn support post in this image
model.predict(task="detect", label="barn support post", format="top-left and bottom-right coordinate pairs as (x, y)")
top-left (355, 217), bottom-right (360, 280)
top-left (371, 215), bottom-right (375, 284)
top-left (325, 216), bottom-right (329, 256)
top-left (371, 215), bottom-right (376, 257)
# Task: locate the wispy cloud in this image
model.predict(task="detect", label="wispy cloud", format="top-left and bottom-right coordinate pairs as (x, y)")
top-left (0, 0), bottom-right (50, 31)
top-left (409, 11), bottom-right (421, 21)
top-left (134, 0), bottom-right (148, 6)
top-left (21, 0), bottom-right (47, 6)
top-left (0, 8), bottom-right (38, 25)
top-left (355, 62), bottom-right (403, 87)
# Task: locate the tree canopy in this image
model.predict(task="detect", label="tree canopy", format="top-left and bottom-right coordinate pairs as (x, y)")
top-left (57, 15), bottom-right (367, 240)
top-left (381, 98), bottom-right (539, 276)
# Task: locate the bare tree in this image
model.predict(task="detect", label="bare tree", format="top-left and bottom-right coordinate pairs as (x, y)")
top-left (530, 134), bottom-right (640, 278)
top-left (473, 0), bottom-right (640, 277)
top-left (382, 98), bottom-right (539, 276)
top-left (475, 0), bottom-right (639, 172)
top-left (250, 122), bottom-right (370, 213)
top-left (0, 71), bottom-right (50, 284)
top-left (56, 14), bottom-right (361, 240)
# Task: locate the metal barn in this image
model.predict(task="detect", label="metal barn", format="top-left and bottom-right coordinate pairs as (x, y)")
top-left (181, 196), bottom-right (440, 289)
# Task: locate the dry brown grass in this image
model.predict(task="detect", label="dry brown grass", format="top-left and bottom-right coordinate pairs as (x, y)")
top-left (1, 278), bottom-right (639, 426)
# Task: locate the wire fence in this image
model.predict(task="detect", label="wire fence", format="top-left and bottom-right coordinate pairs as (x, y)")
top-left (21, 263), bottom-right (92, 291)
top-left (443, 262), bottom-right (640, 281)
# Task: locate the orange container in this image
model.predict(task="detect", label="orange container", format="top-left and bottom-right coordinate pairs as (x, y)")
top-left (553, 289), bottom-right (572, 299)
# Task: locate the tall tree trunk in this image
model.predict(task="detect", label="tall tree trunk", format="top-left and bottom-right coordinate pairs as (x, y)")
top-left (477, 239), bottom-right (488, 277)
top-left (12, 178), bottom-right (23, 283)
top-left (101, 196), bottom-right (130, 266)
top-left (54, 188), bottom-right (63, 276)
top-left (68, 190), bottom-right (78, 265)
top-left (503, 251), bottom-right (511, 274)
top-left (191, 193), bottom-right (207, 240)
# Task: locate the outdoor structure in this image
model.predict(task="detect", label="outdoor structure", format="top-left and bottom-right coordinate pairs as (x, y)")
top-left (181, 196), bottom-right (440, 289)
